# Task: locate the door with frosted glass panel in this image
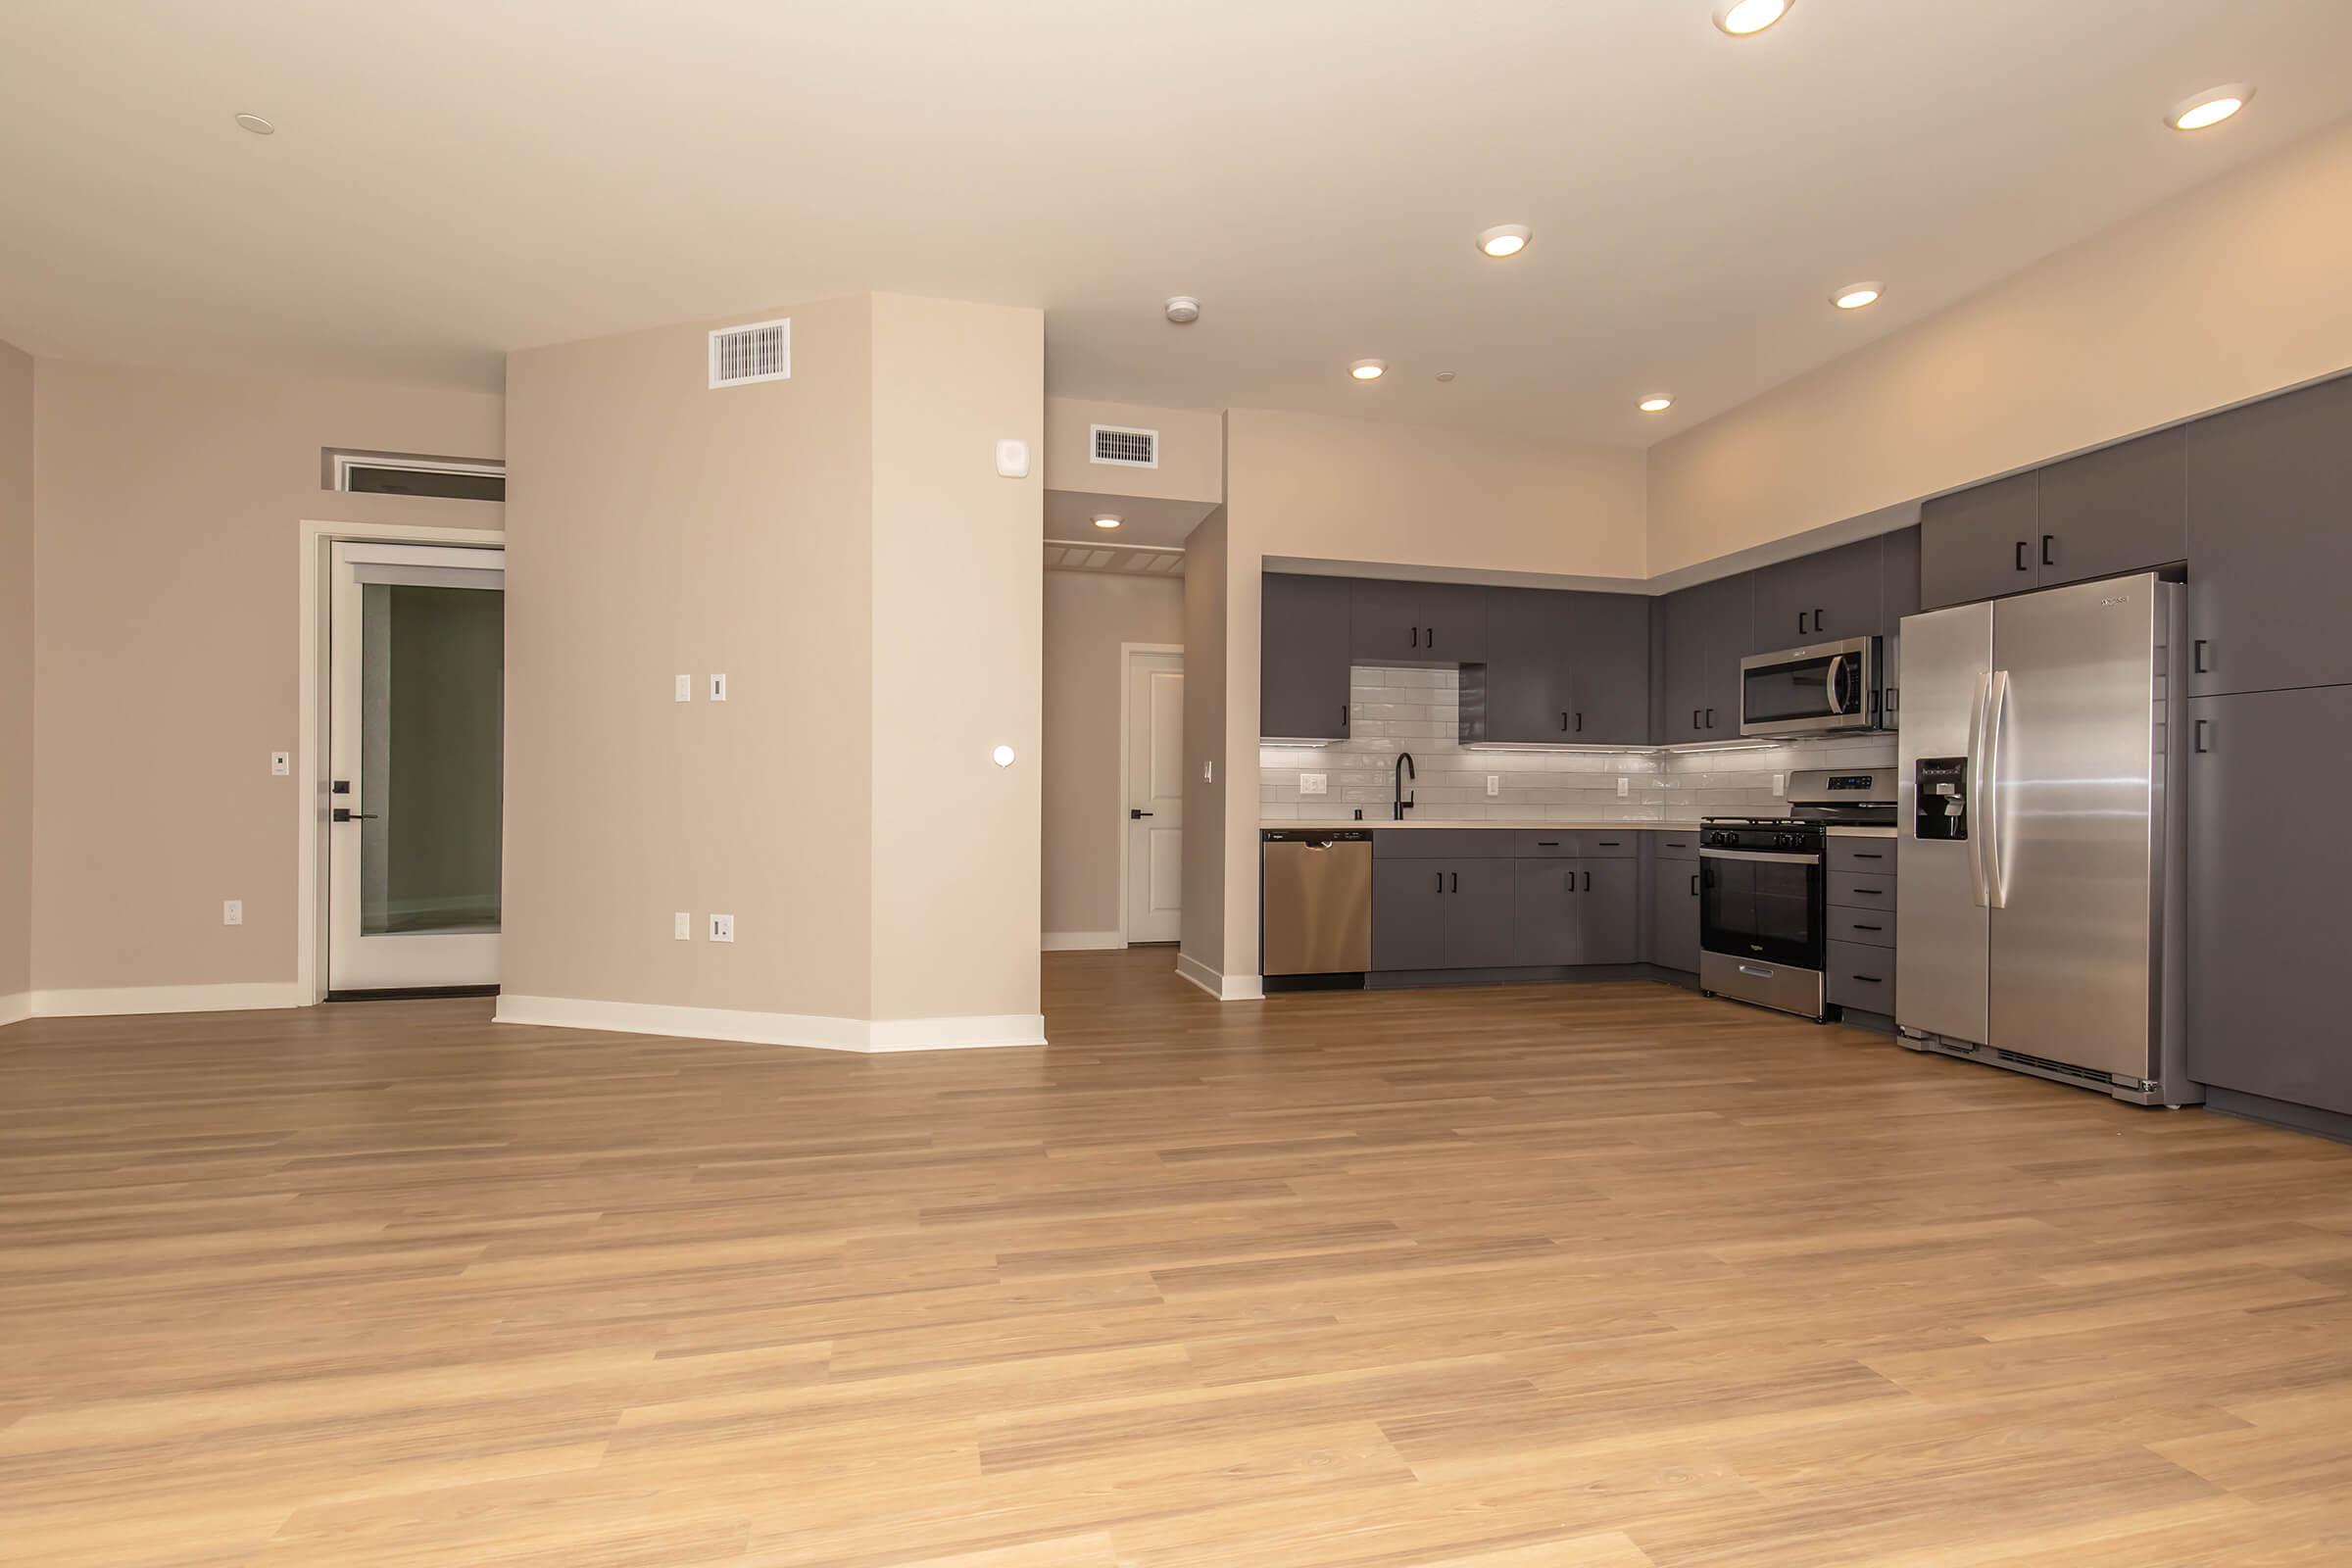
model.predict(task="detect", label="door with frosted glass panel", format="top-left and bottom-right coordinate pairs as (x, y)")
top-left (328, 543), bottom-right (505, 992)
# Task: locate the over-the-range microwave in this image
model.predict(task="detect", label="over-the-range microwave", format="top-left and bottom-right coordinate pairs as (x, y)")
top-left (1740, 635), bottom-right (1884, 738)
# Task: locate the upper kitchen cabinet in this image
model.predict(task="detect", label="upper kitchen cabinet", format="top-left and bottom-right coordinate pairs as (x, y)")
top-left (1750, 536), bottom-right (1885, 652)
top-left (1656, 572), bottom-right (1752, 743)
top-left (2185, 373), bottom-right (2352, 698)
top-left (2034, 427), bottom-right (2185, 589)
top-left (1881, 525), bottom-right (1921, 723)
top-left (1466, 590), bottom-right (1649, 746)
top-left (1349, 578), bottom-right (1490, 665)
top-left (1260, 573), bottom-right (1354, 741)
top-left (1920, 471), bottom-right (2039, 609)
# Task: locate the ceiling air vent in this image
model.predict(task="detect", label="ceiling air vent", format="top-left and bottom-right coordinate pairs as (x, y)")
top-left (1090, 423), bottom-right (1158, 468)
top-left (710, 318), bottom-right (791, 388)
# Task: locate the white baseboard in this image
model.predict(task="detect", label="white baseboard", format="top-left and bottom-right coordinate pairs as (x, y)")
top-left (0, 992), bottom-right (27, 1029)
top-left (1175, 952), bottom-right (1265, 1003)
top-left (1042, 930), bottom-right (1125, 952)
top-left (28, 982), bottom-right (307, 1018)
top-left (494, 994), bottom-right (1047, 1053)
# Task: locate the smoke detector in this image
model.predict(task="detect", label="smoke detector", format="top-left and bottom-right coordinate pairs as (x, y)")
top-left (1163, 296), bottom-right (1200, 325)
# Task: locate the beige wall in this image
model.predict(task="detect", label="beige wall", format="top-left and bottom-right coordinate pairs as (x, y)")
top-left (1649, 112), bottom-right (2352, 575)
top-left (1045, 396), bottom-right (1224, 503)
top-left (1042, 569), bottom-right (1184, 940)
top-left (867, 295), bottom-right (1045, 1024)
top-left (30, 360), bottom-right (504, 995)
top-left (504, 292), bottom-right (1044, 1036)
top-left (1177, 507), bottom-right (1230, 978)
top-left (1231, 407), bottom-right (1649, 580)
top-left (503, 296), bottom-right (878, 1020)
top-left (0, 341), bottom-right (30, 1009)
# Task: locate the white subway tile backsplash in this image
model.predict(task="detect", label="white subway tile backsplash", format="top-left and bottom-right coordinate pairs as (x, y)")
top-left (1256, 664), bottom-right (1898, 822)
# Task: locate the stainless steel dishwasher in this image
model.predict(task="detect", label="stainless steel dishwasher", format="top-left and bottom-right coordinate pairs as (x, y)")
top-left (1261, 829), bottom-right (1373, 978)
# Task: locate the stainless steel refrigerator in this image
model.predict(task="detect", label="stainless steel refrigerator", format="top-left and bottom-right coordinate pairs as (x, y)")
top-left (1895, 572), bottom-right (2197, 1106)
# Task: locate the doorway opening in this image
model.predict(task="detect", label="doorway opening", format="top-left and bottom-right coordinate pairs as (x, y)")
top-left (321, 541), bottom-right (506, 998)
top-left (1121, 645), bottom-right (1184, 946)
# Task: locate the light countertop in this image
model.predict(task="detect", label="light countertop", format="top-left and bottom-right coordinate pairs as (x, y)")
top-left (1826, 825), bottom-right (1900, 838)
top-left (1265, 819), bottom-right (1704, 833)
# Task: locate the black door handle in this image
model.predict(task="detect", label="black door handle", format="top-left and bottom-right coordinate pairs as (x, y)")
top-left (1796, 612), bottom-right (1805, 636)
top-left (2015, 540), bottom-right (2031, 572)
top-left (1853, 923), bottom-right (1884, 932)
top-left (1583, 870), bottom-right (1592, 892)
top-left (1130, 809), bottom-right (1152, 819)
top-left (1704, 708), bottom-right (1716, 729)
top-left (1575, 711), bottom-right (1584, 733)
top-left (1852, 974), bottom-right (1885, 985)
top-left (331, 808), bottom-right (379, 823)
top-left (1690, 873), bottom-right (1699, 897)
top-left (1560, 710), bottom-right (1569, 732)
top-left (330, 779), bottom-right (351, 795)
top-left (1410, 625), bottom-right (1419, 648)
top-left (1813, 610), bottom-right (1824, 633)
top-left (1450, 871), bottom-right (1459, 893)
top-left (2041, 534), bottom-right (2055, 567)
top-left (1691, 709), bottom-right (1702, 730)
top-left (2192, 639), bottom-right (2210, 674)
top-left (1426, 627), bottom-right (1436, 649)
top-left (2194, 718), bottom-right (2211, 754)
top-left (1435, 871), bottom-right (1443, 894)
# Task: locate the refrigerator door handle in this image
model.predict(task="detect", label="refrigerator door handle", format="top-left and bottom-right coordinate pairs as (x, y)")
top-left (1983, 668), bottom-right (2011, 909)
top-left (1966, 670), bottom-right (1991, 908)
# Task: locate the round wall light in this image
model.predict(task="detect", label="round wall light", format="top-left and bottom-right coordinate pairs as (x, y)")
top-left (992, 745), bottom-right (1016, 768)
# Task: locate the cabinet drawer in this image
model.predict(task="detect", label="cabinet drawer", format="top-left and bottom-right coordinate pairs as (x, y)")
top-left (1650, 831), bottom-right (1700, 862)
top-left (1828, 871), bottom-right (1897, 910)
top-left (1827, 907), bottom-right (1895, 949)
top-left (1507, 830), bottom-right (1640, 858)
top-left (1374, 829), bottom-right (1516, 859)
top-left (1827, 941), bottom-right (1897, 1010)
top-left (1827, 837), bottom-right (1897, 875)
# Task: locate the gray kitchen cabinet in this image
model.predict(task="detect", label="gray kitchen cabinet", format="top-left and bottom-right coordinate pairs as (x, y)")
top-left (1826, 941), bottom-right (1896, 1013)
top-left (1828, 870), bottom-right (1896, 911)
top-left (2185, 687), bottom-right (2352, 1115)
top-left (2184, 373), bottom-right (2352, 698)
top-left (1920, 471), bottom-right (2038, 609)
top-left (1577, 858), bottom-right (1641, 964)
top-left (1751, 536), bottom-right (1884, 651)
top-left (1881, 525), bottom-right (1921, 723)
top-left (1560, 593), bottom-right (1652, 744)
top-left (1372, 856), bottom-right (1515, 970)
top-left (1349, 578), bottom-right (1490, 665)
top-left (1648, 856), bottom-right (1701, 972)
top-left (1259, 573), bottom-right (1353, 740)
top-left (1827, 906), bottom-right (1894, 948)
top-left (1826, 837), bottom-right (1895, 876)
top-left (2034, 427), bottom-right (2185, 588)
top-left (1657, 572), bottom-right (1751, 743)
top-left (1512, 859), bottom-right (1583, 966)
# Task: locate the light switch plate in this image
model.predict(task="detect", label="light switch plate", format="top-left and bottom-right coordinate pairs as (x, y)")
top-left (222, 900), bottom-right (243, 926)
top-left (709, 673), bottom-right (728, 702)
top-left (270, 752), bottom-right (290, 776)
top-left (709, 912), bottom-right (734, 943)
top-left (1486, 775), bottom-right (1499, 797)
top-left (673, 911), bottom-right (691, 941)
top-left (1299, 772), bottom-right (1327, 796)
top-left (674, 674), bottom-right (692, 703)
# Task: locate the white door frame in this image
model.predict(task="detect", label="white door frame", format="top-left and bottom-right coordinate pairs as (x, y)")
top-left (296, 519), bottom-right (506, 1004)
top-left (1116, 641), bottom-right (1184, 946)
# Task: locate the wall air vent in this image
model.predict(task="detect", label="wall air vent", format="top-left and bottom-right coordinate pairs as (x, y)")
top-left (1089, 423), bottom-right (1158, 468)
top-left (710, 318), bottom-right (791, 388)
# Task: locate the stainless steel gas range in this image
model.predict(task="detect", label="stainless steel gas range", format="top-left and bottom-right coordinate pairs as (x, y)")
top-left (1699, 768), bottom-right (1895, 1022)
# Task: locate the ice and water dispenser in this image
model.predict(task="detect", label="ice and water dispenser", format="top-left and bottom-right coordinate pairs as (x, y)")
top-left (1914, 758), bottom-right (1970, 840)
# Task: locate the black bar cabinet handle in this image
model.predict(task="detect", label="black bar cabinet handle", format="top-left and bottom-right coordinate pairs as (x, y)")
top-left (2194, 719), bottom-right (2211, 754)
top-left (1691, 709), bottom-right (1702, 730)
top-left (1426, 627), bottom-right (1435, 648)
top-left (1853, 974), bottom-right (1885, 985)
top-left (1813, 609), bottom-right (1825, 633)
top-left (1575, 711), bottom-right (1584, 733)
top-left (2015, 540), bottom-right (2031, 571)
top-left (1690, 874), bottom-right (1699, 896)
top-left (1583, 870), bottom-right (1592, 892)
top-left (2192, 639), bottom-right (2210, 674)
top-left (1560, 710), bottom-right (1569, 732)
top-left (1450, 871), bottom-right (1458, 893)
top-left (1435, 871), bottom-right (1443, 894)
top-left (1853, 923), bottom-right (1884, 932)
top-left (1410, 626), bottom-right (1419, 648)
top-left (2041, 534), bottom-right (2055, 566)
top-left (1796, 612), bottom-right (1805, 635)
top-left (1704, 708), bottom-right (1716, 729)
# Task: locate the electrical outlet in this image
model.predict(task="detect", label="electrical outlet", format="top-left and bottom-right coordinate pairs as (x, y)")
top-left (1299, 772), bottom-right (1327, 796)
top-left (1486, 775), bottom-right (1499, 797)
top-left (709, 673), bottom-right (728, 702)
top-left (269, 752), bottom-right (290, 776)
top-left (1202, 760), bottom-right (1213, 783)
top-left (709, 912), bottom-right (734, 944)
top-left (1617, 776), bottom-right (1630, 797)
top-left (673, 911), bottom-right (691, 941)
top-left (1772, 772), bottom-right (1786, 796)
top-left (222, 900), bottom-right (243, 926)
top-left (674, 674), bottom-right (692, 703)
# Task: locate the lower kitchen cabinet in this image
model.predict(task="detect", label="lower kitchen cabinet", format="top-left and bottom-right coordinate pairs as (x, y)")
top-left (1826, 941), bottom-right (1897, 1012)
top-left (2185, 687), bottom-right (2352, 1116)
top-left (1512, 859), bottom-right (1640, 966)
top-left (1649, 856), bottom-right (1701, 972)
top-left (1372, 858), bottom-right (1515, 971)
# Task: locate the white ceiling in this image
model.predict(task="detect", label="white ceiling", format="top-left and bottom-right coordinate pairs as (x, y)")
top-left (5, 1), bottom-right (2348, 446)
top-left (1044, 490), bottom-right (1215, 549)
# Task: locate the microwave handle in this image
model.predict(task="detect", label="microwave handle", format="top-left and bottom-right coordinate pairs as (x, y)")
top-left (1827, 655), bottom-right (1847, 714)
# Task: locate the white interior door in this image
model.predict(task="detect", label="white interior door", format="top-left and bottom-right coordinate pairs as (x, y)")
top-left (327, 542), bottom-right (506, 992)
top-left (1124, 650), bottom-right (1184, 944)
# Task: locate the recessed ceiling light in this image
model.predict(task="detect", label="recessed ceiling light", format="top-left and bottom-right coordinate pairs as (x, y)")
top-left (1436, 371), bottom-right (1458, 383)
top-left (1163, 295), bottom-right (1200, 324)
top-left (1476, 224), bottom-right (1532, 259)
top-left (233, 113), bottom-right (275, 135)
top-left (1092, 514), bottom-right (1122, 529)
top-left (1638, 395), bottom-right (1675, 414)
top-left (1349, 360), bottom-right (1387, 381)
top-left (1831, 281), bottom-right (1885, 311)
top-left (2167, 83), bottom-right (2253, 131)
top-left (1713, 0), bottom-right (1792, 36)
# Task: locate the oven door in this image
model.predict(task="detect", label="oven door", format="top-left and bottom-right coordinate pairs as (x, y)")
top-left (1740, 638), bottom-right (1879, 737)
top-left (1700, 848), bottom-right (1825, 968)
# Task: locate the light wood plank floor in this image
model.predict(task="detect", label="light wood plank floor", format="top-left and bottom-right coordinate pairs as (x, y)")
top-left (4, 952), bottom-right (2351, 1565)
